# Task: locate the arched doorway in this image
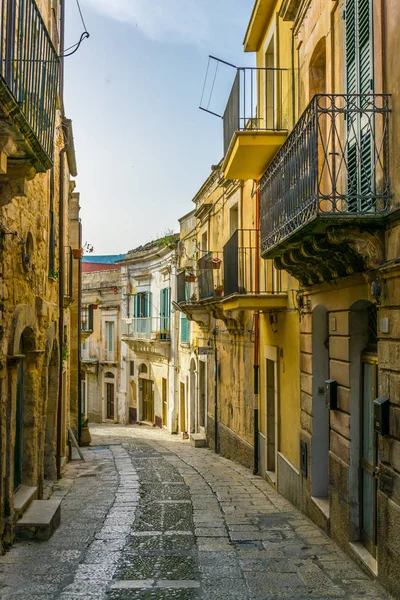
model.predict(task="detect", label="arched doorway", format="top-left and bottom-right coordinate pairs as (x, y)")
top-left (104, 372), bottom-right (115, 420)
top-left (139, 364), bottom-right (153, 423)
top-left (311, 306), bottom-right (330, 500)
top-left (14, 326), bottom-right (36, 491)
top-left (189, 359), bottom-right (196, 433)
top-left (349, 300), bottom-right (378, 557)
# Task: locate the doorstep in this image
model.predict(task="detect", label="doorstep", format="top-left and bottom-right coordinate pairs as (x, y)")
top-left (14, 485), bottom-right (37, 519)
top-left (190, 433), bottom-right (206, 448)
top-left (16, 498), bottom-right (62, 541)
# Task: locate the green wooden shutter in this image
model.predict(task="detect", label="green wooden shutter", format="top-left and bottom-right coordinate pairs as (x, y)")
top-left (145, 292), bottom-right (151, 318)
top-left (345, 0), bottom-right (374, 212)
top-left (345, 0), bottom-right (372, 95)
top-left (359, 0), bottom-right (372, 95)
top-left (346, 0), bottom-right (357, 95)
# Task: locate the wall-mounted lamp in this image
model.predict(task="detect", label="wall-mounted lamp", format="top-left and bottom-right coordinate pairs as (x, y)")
top-left (371, 280), bottom-right (382, 305)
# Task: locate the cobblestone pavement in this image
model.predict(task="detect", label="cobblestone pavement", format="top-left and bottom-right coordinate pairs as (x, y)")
top-left (0, 424), bottom-right (393, 599)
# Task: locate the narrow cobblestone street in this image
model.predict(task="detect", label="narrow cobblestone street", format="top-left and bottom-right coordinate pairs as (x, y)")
top-left (0, 425), bottom-right (392, 600)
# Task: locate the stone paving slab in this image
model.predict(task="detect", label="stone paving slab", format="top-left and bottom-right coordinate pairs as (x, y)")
top-left (0, 423), bottom-right (396, 599)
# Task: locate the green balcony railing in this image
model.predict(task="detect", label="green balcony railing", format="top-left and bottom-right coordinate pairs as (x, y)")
top-left (0, 0), bottom-right (60, 164)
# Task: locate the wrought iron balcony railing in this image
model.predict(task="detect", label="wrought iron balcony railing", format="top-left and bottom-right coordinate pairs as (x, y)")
top-left (223, 229), bottom-right (282, 297)
top-left (224, 67), bottom-right (291, 156)
top-left (260, 94), bottom-right (390, 256)
top-left (197, 253), bottom-right (223, 300)
top-left (122, 317), bottom-right (171, 341)
top-left (81, 305), bottom-right (94, 332)
top-left (0, 0), bottom-right (59, 165)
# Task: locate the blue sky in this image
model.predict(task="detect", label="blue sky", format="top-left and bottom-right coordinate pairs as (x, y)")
top-left (65, 0), bottom-right (255, 254)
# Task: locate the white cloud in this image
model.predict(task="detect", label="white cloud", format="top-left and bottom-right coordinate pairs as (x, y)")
top-left (82, 0), bottom-right (213, 44)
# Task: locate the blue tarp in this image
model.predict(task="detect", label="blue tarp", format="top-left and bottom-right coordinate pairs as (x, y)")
top-left (82, 254), bottom-right (125, 264)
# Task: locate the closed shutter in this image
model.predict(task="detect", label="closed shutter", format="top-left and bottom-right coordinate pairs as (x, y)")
top-left (345, 0), bottom-right (374, 212)
top-left (346, 0), bottom-right (372, 95)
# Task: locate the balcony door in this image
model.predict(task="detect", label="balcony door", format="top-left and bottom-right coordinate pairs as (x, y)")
top-left (160, 287), bottom-right (170, 340)
top-left (134, 291), bottom-right (151, 337)
top-left (345, 0), bottom-right (374, 213)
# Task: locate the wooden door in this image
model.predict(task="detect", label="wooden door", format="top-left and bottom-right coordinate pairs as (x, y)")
top-left (143, 380), bottom-right (154, 423)
top-left (106, 383), bottom-right (115, 419)
top-left (180, 382), bottom-right (186, 432)
top-left (162, 378), bottom-right (167, 427)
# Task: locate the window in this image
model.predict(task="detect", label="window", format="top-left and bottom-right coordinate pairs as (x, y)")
top-left (130, 361), bottom-right (135, 377)
top-left (181, 313), bottom-right (190, 344)
top-left (229, 203), bottom-right (239, 237)
top-left (160, 288), bottom-right (171, 338)
top-left (345, 0), bottom-right (374, 212)
top-left (134, 292), bottom-right (150, 317)
top-left (106, 322), bottom-right (114, 353)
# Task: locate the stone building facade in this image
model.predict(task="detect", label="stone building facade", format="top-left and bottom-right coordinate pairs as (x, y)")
top-left (81, 266), bottom-right (122, 424)
top-left (232, 0), bottom-right (400, 594)
top-left (119, 237), bottom-right (179, 431)
top-left (0, 1), bottom-right (81, 549)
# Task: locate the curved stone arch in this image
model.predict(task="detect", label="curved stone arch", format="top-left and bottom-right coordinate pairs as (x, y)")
top-left (8, 305), bottom-right (37, 356)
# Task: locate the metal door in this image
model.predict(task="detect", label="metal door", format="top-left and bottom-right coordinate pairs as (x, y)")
top-left (361, 358), bottom-right (378, 556)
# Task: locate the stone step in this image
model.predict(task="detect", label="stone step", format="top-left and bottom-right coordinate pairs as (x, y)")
top-left (16, 498), bottom-right (61, 541)
top-left (190, 433), bottom-right (206, 448)
top-left (14, 485), bottom-right (37, 519)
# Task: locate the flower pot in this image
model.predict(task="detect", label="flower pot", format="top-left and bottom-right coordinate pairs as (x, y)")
top-left (215, 288), bottom-right (224, 297)
top-left (185, 276), bottom-right (196, 282)
top-left (212, 258), bottom-right (221, 270)
top-left (80, 426), bottom-right (91, 446)
top-left (73, 248), bottom-right (83, 259)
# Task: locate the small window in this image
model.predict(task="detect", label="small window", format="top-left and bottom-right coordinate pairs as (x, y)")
top-left (130, 361), bottom-right (135, 377)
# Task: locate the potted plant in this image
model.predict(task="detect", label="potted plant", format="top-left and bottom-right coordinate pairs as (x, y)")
top-left (212, 257), bottom-right (222, 270)
top-left (80, 416), bottom-right (91, 446)
top-left (214, 284), bottom-right (224, 297)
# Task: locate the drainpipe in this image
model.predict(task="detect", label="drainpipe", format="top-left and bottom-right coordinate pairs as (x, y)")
top-left (253, 180), bottom-right (260, 475)
top-left (213, 327), bottom-right (218, 453)
top-left (77, 215), bottom-right (82, 443)
top-left (56, 0), bottom-right (67, 479)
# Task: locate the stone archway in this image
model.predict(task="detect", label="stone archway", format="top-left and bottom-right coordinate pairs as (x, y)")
top-left (7, 305), bottom-right (39, 492)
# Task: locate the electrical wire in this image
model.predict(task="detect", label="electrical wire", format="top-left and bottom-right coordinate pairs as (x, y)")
top-left (60, 0), bottom-right (90, 58)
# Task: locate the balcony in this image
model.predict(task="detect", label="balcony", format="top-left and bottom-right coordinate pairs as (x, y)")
top-left (176, 254), bottom-right (223, 330)
top-left (81, 341), bottom-right (100, 363)
top-left (260, 94), bottom-right (390, 286)
top-left (122, 317), bottom-right (171, 358)
top-left (222, 67), bottom-right (290, 180)
top-left (222, 229), bottom-right (287, 312)
top-left (81, 305), bottom-right (94, 342)
top-left (0, 0), bottom-right (59, 200)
